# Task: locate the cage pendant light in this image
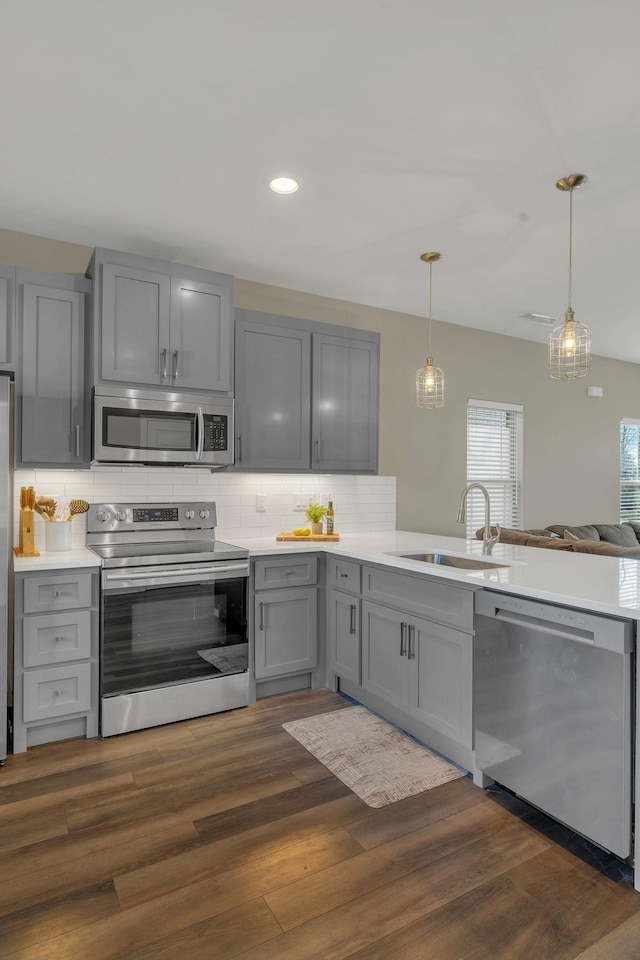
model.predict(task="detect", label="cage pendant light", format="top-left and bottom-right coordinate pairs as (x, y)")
top-left (549, 174), bottom-right (591, 380)
top-left (416, 252), bottom-right (445, 408)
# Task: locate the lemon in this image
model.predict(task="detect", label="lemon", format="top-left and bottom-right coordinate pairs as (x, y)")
top-left (293, 527), bottom-right (311, 536)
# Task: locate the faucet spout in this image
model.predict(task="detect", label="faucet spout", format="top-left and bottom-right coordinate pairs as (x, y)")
top-left (456, 482), bottom-right (501, 555)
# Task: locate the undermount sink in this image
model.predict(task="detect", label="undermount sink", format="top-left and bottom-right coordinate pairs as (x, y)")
top-left (397, 552), bottom-right (509, 570)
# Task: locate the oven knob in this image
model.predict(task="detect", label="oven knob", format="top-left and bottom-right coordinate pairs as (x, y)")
top-left (96, 511), bottom-right (110, 522)
top-left (199, 508), bottom-right (210, 519)
top-left (116, 511), bottom-right (126, 521)
top-left (184, 509), bottom-right (195, 520)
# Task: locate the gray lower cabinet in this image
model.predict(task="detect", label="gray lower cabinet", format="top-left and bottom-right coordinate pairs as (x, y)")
top-left (361, 599), bottom-right (473, 749)
top-left (253, 556), bottom-right (318, 681)
top-left (327, 588), bottom-right (361, 685)
top-left (326, 557), bottom-right (362, 685)
top-left (0, 263), bottom-right (15, 371)
top-left (89, 248), bottom-right (233, 394)
top-left (331, 561), bottom-right (478, 767)
top-left (13, 569), bottom-right (99, 753)
top-left (16, 270), bottom-right (90, 468)
top-left (235, 309), bottom-right (379, 472)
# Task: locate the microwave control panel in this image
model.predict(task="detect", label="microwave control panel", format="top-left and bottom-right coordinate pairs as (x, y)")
top-left (204, 414), bottom-right (228, 451)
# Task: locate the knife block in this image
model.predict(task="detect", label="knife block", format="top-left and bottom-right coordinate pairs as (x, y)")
top-left (14, 508), bottom-right (39, 557)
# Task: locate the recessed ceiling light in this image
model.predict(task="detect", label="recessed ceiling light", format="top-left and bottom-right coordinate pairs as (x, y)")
top-left (269, 176), bottom-right (300, 195)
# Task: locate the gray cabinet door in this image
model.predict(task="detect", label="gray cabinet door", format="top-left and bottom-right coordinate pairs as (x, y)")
top-left (361, 601), bottom-right (410, 712)
top-left (0, 264), bottom-right (15, 369)
top-left (235, 319), bottom-right (311, 469)
top-left (254, 587), bottom-right (317, 678)
top-left (20, 283), bottom-right (86, 466)
top-left (312, 333), bottom-right (379, 472)
top-left (410, 617), bottom-right (473, 749)
top-left (100, 263), bottom-right (171, 385)
top-left (327, 588), bottom-right (360, 685)
top-left (169, 276), bottom-right (232, 392)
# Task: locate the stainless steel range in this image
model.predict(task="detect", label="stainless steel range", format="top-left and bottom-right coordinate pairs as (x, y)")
top-left (87, 501), bottom-right (249, 737)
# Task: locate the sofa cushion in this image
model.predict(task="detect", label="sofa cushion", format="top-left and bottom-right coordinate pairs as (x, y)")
top-left (525, 528), bottom-right (560, 538)
top-left (572, 539), bottom-right (633, 558)
top-left (545, 524), bottom-right (600, 541)
top-left (593, 523), bottom-right (640, 547)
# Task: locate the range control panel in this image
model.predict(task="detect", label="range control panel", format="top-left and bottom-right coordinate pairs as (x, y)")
top-left (87, 502), bottom-right (217, 533)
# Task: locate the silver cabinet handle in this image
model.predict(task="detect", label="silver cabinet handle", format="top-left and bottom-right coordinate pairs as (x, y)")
top-left (313, 438), bottom-right (319, 464)
top-left (75, 424), bottom-right (81, 458)
top-left (340, 572), bottom-right (349, 579)
top-left (349, 604), bottom-right (357, 635)
top-left (236, 436), bottom-right (242, 462)
top-left (53, 689), bottom-right (64, 697)
top-left (173, 350), bottom-right (179, 380)
top-left (408, 624), bottom-right (416, 660)
top-left (259, 601), bottom-right (265, 631)
top-left (160, 348), bottom-right (167, 379)
top-left (54, 635), bottom-right (65, 643)
top-left (400, 621), bottom-right (407, 657)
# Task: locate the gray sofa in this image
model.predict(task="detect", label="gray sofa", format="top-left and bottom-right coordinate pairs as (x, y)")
top-left (476, 523), bottom-right (640, 559)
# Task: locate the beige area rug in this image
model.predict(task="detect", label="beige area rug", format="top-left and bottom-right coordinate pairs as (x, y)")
top-left (283, 705), bottom-right (464, 808)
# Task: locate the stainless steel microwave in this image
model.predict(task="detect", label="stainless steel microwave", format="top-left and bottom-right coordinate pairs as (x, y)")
top-left (93, 391), bottom-right (234, 466)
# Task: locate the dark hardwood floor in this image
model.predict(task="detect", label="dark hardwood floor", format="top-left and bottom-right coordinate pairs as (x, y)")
top-left (1, 688), bottom-right (639, 959)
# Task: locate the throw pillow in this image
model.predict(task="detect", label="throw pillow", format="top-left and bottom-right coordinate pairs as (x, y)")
top-left (593, 523), bottom-right (639, 548)
top-left (564, 530), bottom-right (581, 541)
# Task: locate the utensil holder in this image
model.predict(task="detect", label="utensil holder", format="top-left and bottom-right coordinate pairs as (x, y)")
top-left (44, 521), bottom-right (72, 552)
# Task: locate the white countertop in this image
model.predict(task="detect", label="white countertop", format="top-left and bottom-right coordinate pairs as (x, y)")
top-left (227, 530), bottom-right (640, 620)
top-left (12, 546), bottom-right (101, 572)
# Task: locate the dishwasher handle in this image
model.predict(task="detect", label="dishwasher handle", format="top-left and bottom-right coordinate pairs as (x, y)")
top-left (495, 609), bottom-right (595, 645)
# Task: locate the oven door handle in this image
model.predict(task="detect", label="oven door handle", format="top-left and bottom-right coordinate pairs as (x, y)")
top-left (104, 562), bottom-right (249, 587)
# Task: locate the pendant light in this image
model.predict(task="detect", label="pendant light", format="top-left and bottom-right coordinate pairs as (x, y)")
top-left (549, 174), bottom-right (591, 380)
top-left (416, 252), bottom-right (445, 408)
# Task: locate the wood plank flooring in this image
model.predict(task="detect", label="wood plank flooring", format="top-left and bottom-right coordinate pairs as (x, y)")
top-left (0, 688), bottom-right (638, 959)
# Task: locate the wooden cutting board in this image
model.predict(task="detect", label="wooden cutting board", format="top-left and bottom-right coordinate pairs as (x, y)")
top-left (276, 532), bottom-right (340, 541)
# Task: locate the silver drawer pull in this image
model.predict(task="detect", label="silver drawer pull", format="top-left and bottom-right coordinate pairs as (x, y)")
top-left (53, 689), bottom-right (65, 697)
top-left (400, 621), bottom-right (407, 657)
top-left (54, 635), bottom-right (65, 643)
top-left (408, 624), bottom-right (416, 660)
top-left (340, 572), bottom-right (349, 579)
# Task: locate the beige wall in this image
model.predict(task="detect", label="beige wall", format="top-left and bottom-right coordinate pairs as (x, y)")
top-left (2, 227), bottom-right (637, 537)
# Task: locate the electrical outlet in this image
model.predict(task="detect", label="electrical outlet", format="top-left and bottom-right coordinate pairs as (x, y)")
top-left (293, 493), bottom-right (307, 511)
top-left (256, 494), bottom-right (267, 512)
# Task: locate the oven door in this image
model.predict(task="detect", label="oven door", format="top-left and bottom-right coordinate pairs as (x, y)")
top-left (93, 394), bottom-right (234, 466)
top-left (100, 562), bottom-right (248, 698)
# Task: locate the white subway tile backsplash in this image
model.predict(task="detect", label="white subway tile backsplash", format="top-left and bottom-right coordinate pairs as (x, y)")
top-left (13, 468), bottom-right (396, 545)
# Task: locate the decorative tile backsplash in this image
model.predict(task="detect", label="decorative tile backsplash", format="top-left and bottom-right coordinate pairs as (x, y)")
top-left (13, 467), bottom-right (397, 549)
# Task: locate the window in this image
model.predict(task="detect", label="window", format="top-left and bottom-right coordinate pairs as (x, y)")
top-left (620, 419), bottom-right (640, 522)
top-left (465, 400), bottom-right (523, 538)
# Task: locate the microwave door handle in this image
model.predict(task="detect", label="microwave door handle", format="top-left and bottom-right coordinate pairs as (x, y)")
top-left (195, 407), bottom-right (205, 460)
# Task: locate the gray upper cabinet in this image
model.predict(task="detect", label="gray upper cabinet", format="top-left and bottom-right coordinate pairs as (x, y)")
top-left (234, 309), bottom-right (379, 473)
top-left (100, 262), bottom-right (171, 386)
top-left (235, 318), bottom-right (311, 469)
top-left (0, 264), bottom-right (15, 370)
top-left (312, 333), bottom-right (379, 472)
top-left (16, 270), bottom-right (90, 468)
top-left (88, 248), bottom-right (233, 394)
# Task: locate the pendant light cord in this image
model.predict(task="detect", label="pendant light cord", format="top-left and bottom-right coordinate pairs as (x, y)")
top-left (568, 186), bottom-right (573, 312)
top-left (428, 260), bottom-right (433, 357)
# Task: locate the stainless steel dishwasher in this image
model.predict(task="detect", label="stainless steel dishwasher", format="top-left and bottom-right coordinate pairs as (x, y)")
top-left (474, 590), bottom-right (634, 860)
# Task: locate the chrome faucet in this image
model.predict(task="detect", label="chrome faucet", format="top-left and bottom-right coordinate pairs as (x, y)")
top-left (456, 482), bottom-right (501, 555)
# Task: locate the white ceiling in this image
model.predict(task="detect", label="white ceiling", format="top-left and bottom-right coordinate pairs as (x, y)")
top-left (2, 0), bottom-right (639, 362)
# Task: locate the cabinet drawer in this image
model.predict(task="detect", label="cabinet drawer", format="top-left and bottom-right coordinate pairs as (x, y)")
top-left (23, 572), bottom-right (93, 613)
top-left (23, 662), bottom-right (92, 722)
top-left (327, 557), bottom-right (361, 595)
top-left (254, 556), bottom-right (317, 590)
top-left (362, 565), bottom-right (474, 632)
top-left (23, 611), bottom-right (92, 667)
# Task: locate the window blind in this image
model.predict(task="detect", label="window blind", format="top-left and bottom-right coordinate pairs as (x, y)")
top-left (620, 419), bottom-right (640, 522)
top-left (466, 400), bottom-right (523, 538)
